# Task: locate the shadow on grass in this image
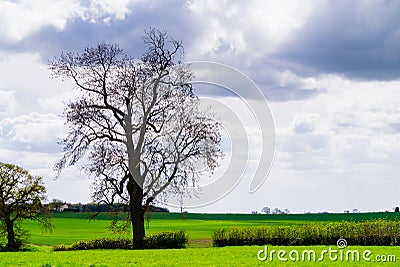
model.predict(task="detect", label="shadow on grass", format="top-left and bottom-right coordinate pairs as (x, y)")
top-left (0, 244), bottom-right (49, 252)
top-left (0, 247), bottom-right (27, 252)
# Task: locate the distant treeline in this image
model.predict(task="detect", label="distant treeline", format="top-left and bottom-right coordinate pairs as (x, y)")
top-left (47, 200), bottom-right (169, 213)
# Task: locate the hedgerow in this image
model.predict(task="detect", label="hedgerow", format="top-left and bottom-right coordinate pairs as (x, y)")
top-left (53, 231), bottom-right (188, 251)
top-left (145, 230), bottom-right (188, 249)
top-left (212, 219), bottom-right (400, 247)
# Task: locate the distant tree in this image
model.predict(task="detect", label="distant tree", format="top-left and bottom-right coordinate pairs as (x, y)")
top-left (352, 209), bottom-right (359, 213)
top-left (283, 208), bottom-right (290, 214)
top-left (272, 208), bottom-right (282, 214)
top-left (395, 207), bottom-right (399, 212)
top-left (48, 199), bottom-right (65, 211)
top-left (50, 29), bottom-right (222, 248)
top-left (261, 206), bottom-right (270, 214)
top-left (0, 162), bottom-right (52, 249)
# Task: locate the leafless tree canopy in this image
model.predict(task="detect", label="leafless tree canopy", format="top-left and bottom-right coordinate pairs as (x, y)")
top-left (50, 29), bottom-right (222, 246)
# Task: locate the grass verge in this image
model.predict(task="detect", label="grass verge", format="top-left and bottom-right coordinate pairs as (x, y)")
top-left (0, 245), bottom-right (398, 266)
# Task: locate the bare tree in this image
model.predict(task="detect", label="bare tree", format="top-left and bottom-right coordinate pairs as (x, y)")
top-left (0, 162), bottom-right (52, 249)
top-left (50, 29), bottom-right (222, 248)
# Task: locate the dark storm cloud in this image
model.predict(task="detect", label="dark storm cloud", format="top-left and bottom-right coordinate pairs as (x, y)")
top-left (0, 0), bottom-right (355, 103)
top-left (260, 81), bottom-right (324, 102)
top-left (5, 1), bottom-right (199, 62)
top-left (190, 62), bottom-right (325, 102)
top-left (191, 75), bottom-right (322, 102)
top-left (247, 63), bottom-right (325, 102)
top-left (275, 0), bottom-right (400, 80)
top-left (0, 0), bottom-right (328, 103)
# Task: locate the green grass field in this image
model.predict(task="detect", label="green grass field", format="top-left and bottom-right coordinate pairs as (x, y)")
top-left (22, 211), bottom-right (400, 245)
top-left (1, 245), bottom-right (398, 266)
top-left (1, 212), bottom-right (400, 266)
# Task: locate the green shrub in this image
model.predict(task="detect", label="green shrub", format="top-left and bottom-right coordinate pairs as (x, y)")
top-left (144, 230), bottom-right (188, 249)
top-left (53, 244), bottom-right (70, 251)
top-left (212, 219), bottom-right (400, 247)
top-left (53, 231), bottom-right (188, 251)
top-left (70, 238), bottom-right (133, 250)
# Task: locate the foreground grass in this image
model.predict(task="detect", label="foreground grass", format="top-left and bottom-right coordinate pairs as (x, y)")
top-left (0, 245), bottom-right (398, 266)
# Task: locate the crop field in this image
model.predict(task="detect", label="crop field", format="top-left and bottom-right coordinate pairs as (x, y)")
top-left (1, 212), bottom-right (400, 266)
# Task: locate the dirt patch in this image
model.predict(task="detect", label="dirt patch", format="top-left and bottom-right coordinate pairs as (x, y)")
top-left (189, 239), bottom-right (212, 248)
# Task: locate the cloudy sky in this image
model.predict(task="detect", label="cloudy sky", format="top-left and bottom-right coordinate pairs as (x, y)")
top-left (1, 0), bottom-right (400, 213)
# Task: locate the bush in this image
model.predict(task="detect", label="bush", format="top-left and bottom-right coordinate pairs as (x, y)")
top-left (212, 219), bottom-right (400, 247)
top-left (53, 244), bottom-right (70, 251)
top-left (70, 238), bottom-right (133, 250)
top-left (145, 230), bottom-right (188, 249)
top-left (53, 231), bottom-right (188, 251)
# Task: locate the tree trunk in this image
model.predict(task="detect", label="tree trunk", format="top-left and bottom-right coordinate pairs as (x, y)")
top-left (5, 218), bottom-right (17, 249)
top-left (127, 178), bottom-right (145, 249)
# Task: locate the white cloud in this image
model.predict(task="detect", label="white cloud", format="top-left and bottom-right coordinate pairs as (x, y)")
top-left (186, 0), bottom-right (318, 62)
top-left (0, 147), bottom-right (92, 204)
top-left (0, 51), bottom-right (77, 116)
top-left (274, 74), bottom-right (400, 175)
top-left (277, 70), bottom-right (318, 90)
top-left (37, 91), bottom-right (75, 113)
top-left (291, 113), bottom-right (319, 134)
top-left (0, 113), bottom-right (64, 152)
top-left (0, 147), bottom-right (56, 178)
top-left (83, 0), bottom-right (132, 23)
top-left (0, 90), bottom-right (17, 114)
top-left (0, 0), bottom-right (133, 43)
top-left (0, 0), bottom-right (81, 43)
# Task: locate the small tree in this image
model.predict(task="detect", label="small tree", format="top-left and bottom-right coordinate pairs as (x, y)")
top-left (0, 162), bottom-right (52, 249)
